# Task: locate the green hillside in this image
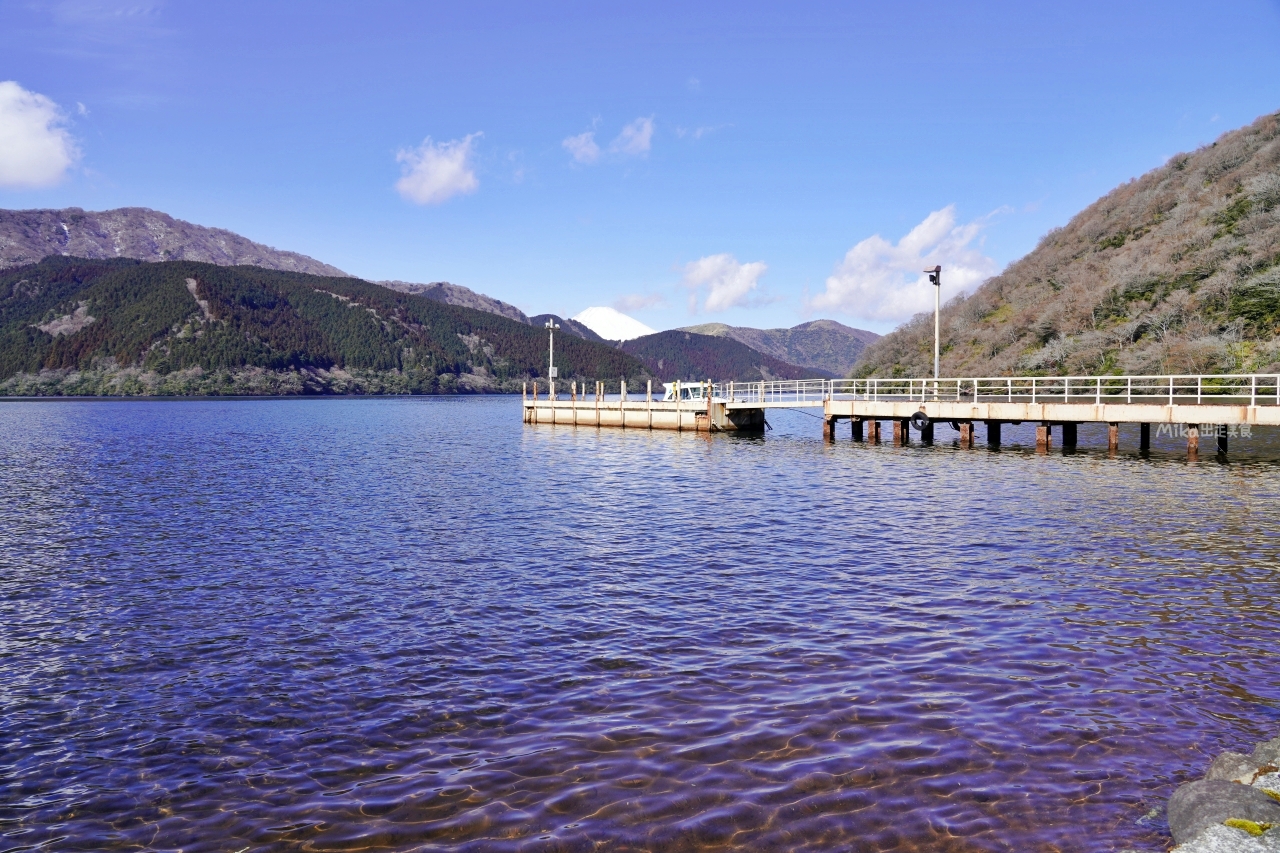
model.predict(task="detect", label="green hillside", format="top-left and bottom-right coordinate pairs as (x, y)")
top-left (0, 257), bottom-right (649, 396)
top-left (621, 330), bottom-right (828, 381)
top-left (854, 110), bottom-right (1280, 378)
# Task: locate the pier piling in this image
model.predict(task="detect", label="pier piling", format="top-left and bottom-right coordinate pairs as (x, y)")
top-left (1036, 422), bottom-right (1052, 451)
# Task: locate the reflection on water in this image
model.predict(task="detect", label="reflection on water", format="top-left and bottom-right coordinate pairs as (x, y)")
top-left (1, 398), bottom-right (1277, 852)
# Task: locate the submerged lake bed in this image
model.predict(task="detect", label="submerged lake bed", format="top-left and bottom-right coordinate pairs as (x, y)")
top-left (1, 396), bottom-right (1277, 852)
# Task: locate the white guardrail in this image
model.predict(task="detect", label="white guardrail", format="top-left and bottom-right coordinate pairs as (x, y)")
top-left (713, 375), bottom-right (1280, 407)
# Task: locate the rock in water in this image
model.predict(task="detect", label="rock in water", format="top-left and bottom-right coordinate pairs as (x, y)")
top-left (1168, 780), bottom-right (1280, 845)
top-left (1254, 738), bottom-right (1280, 767)
top-left (1174, 823), bottom-right (1280, 852)
top-left (1209, 753), bottom-right (1264, 782)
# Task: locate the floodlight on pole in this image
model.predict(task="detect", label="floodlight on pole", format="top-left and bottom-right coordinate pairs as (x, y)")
top-left (925, 265), bottom-right (941, 382)
top-left (545, 318), bottom-right (560, 397)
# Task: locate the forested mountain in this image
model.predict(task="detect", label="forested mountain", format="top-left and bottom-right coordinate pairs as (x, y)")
top-left (528, 314), bottom-right (607, 343)
top-left (0, 257), bottom-right (649, 396)
top-left (380, 279), bottom-right (529, 323)
top-left (679, 319), bottom-right (877, 376)
top-left (0, 208), bottom-right (349, 277)
top-left (854, 110), bottom-right (1280, 378)
top-left (621, 330), bottom-right (828, 381)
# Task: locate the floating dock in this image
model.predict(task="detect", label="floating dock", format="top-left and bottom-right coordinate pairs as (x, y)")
top-left (522, 380), bottom-right (762, 431)
top-left (524, 374), bottom-right (1280, 456)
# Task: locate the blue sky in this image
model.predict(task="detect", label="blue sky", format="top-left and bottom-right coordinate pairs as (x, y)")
top-left (2, 1), bottom-right (1279, 334)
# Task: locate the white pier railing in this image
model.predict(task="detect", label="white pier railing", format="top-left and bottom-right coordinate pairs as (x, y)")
top-left (715, 375), bottom-right (1280, 408)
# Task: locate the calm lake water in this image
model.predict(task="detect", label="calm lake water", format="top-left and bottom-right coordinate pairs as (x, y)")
top-left (1, 397), bottom-right (1278, 852)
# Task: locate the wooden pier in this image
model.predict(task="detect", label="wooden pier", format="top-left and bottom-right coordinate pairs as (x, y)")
top-left (524, 374), bottom-right (1280, 456)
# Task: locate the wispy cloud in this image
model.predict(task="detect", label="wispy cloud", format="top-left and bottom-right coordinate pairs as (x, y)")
top-left (0, 81), bottom-right (80, 189)
top-left (610, 116), bottom-right (653, 157)
top-left (562, 130), bottom-right (600, 164)
top-left (675, 124), bottom-right (724, 140)
top-left (682, 253), bottom-right (767, 313)
top-left (808, 205), bottom-right (1001, 322)
top-left (394, 133), bottom-right (481, 205)
top-left (613, 292), bottom-right (667, 312)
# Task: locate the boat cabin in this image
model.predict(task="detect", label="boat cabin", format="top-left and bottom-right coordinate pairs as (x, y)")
top-left (661, 382), bottom-right (709, 402)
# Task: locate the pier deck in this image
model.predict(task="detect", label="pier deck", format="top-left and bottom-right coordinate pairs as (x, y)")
top-left (524, 374), bottom-right (1280, 454)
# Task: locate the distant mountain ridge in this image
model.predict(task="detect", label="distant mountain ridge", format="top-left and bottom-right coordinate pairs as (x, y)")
top-left (380, 279), bottom-right (529, 324)
top-left (622, 330), bottom-right (829, 382)
top-left (0, 207), bottom-right (350, 277)
top-left (0, 206), bottom-right (877, 385)
top-left (679, 319), bottom-right (879, 377)
top-left (528, 314), bottom-right (607, 343)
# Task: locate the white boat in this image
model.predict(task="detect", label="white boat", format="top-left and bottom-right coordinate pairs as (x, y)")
top-left (661, 381), bottom-right (709, 402)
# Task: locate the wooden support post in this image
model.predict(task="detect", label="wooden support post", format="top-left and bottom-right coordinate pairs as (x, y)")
top-left (894, 419), bottom-right (910, 446)
top-left (1139, 423), bottom-right (1151, 452)
top-left (850, 418), bottom-right (864, 442)
top-left (1036, 422), bottom-right (1052, 451)
top-left (959, 422), bottom-right (974, 448)
top-left (986, 420), bottom-right (1001, 447)
top-left (1061, 422), bottom-right (1077, 449)
top-left (867, 420), bottom-right (881, 445)
top-left (1107, 422), bottom-right (1119, 453)
top-left (1216, 424), bottom-right (1228, 455)
top-left (1186, 424), bottom-right (1199, 458)
top-left (920, 421), bottom-right (934, 445)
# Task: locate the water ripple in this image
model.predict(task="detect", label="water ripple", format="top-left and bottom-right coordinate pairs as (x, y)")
top-left (1, 398), bottom-right (1277, 851)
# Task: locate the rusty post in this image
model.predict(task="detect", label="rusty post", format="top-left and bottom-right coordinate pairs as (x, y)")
top-left (1186, 424), bottom-right (1199, 458)
top-left (867, 419), bottom-right (881, 445)
top-left (823, 416), bottom-right (836, 442)
top-left (1036, 422), bottom-right (1051, 452)
top-left (1107, 422), bottom-right (1119, 454)
top-left (894, 419), bottom-right (909, 446)
top-left (850, 418), bottom-right (864, 442)
top-left (959, 421), bottom-right (974, 448)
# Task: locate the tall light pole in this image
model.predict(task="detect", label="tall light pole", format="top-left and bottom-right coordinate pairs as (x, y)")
top-left (545, 318), bottom-right (560, 399)
top-left (925, 265), bottom-right (941, 381)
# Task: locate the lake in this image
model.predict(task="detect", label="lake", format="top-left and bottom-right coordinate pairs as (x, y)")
top-left (1, 397), bottom-right (1277, 852)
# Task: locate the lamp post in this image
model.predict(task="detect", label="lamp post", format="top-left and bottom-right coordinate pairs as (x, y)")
top-left (545, 318), bottom-right (560, 399)
top-left (925, 265), bottom-right (941, 382)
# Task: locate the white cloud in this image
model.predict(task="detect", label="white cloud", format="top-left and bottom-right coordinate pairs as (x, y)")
top-left (610, 116), bottom-right (653, 156)
top-left (562, 130), bottom-right (600, 164)
top-left (682, 253), bottom-right (767, 313)
top-left (395, 133), bottom-right (481, 205)
top-left (0, 81), bottom-right (80, 189)
top-left (808, 205), bottom-right (1000, 322)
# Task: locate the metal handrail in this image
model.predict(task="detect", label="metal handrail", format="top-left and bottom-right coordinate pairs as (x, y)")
top-left (713, 374), bottom-right (1280, 407)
